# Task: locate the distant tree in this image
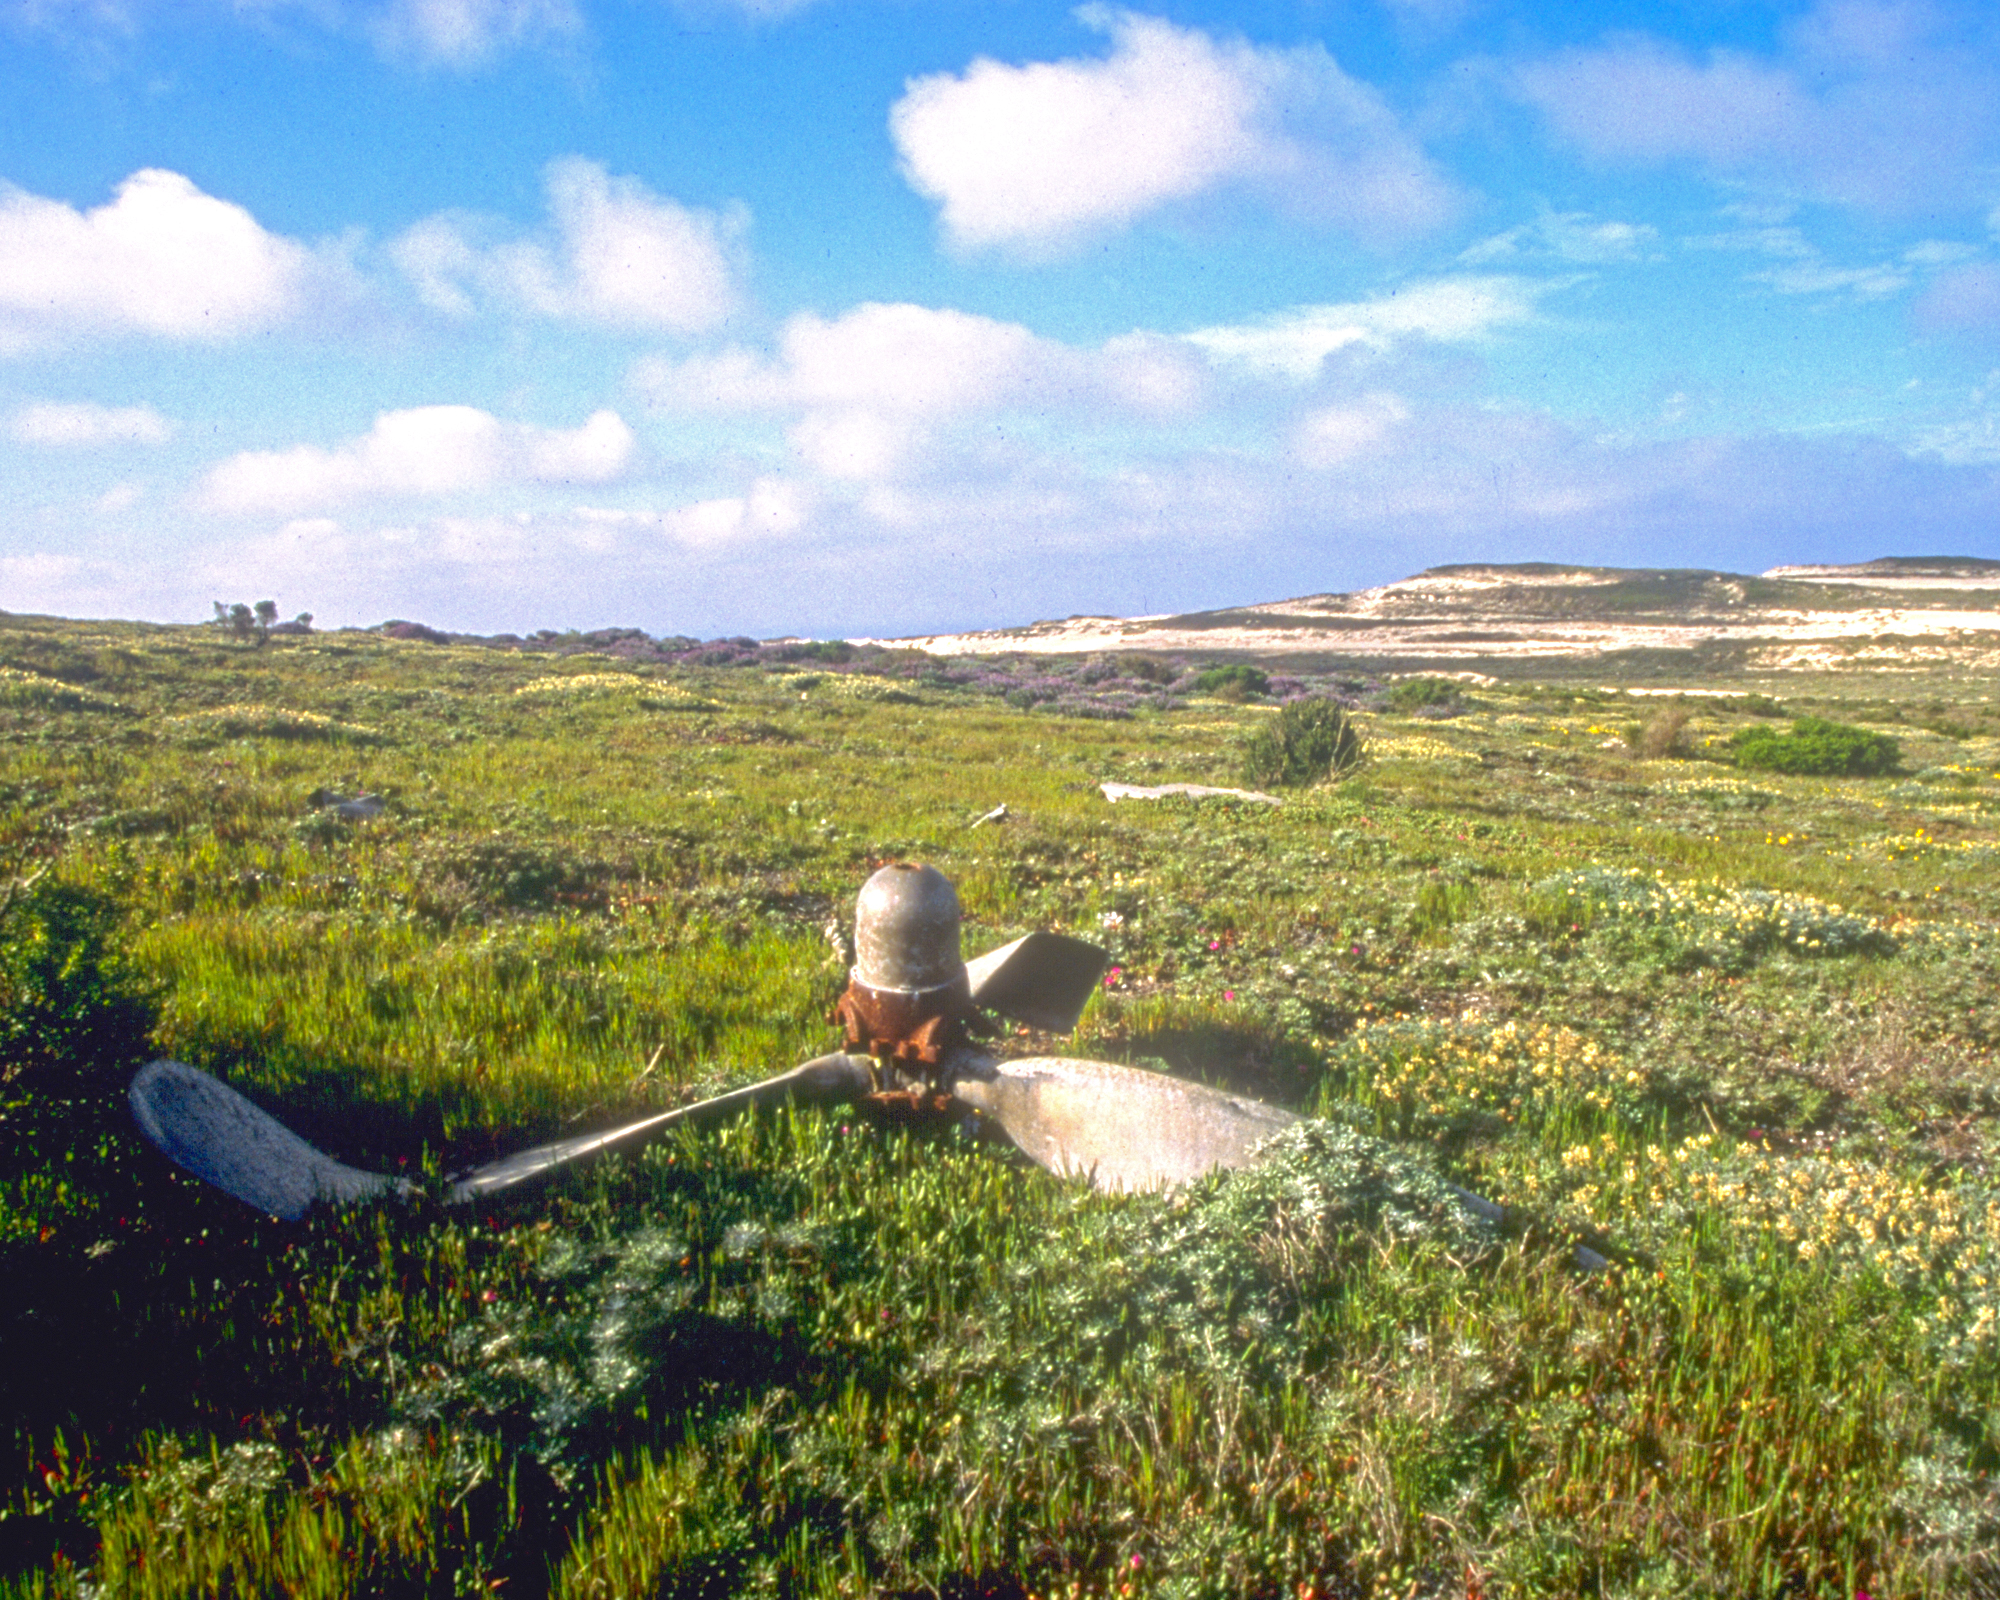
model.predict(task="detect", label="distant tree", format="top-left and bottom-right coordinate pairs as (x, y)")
top-left (213, 602), bottom-right (256, 643)
top-left (294, 613), bottom-right (314, 631)
top-left (253, 600), bottom-right (278, 643)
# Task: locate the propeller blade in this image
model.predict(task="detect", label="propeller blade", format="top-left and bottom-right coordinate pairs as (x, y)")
top-left (447, 1053), bottom-right (873, 1202)
top-left (964, 933), bottom-right (1110, 1033)
top-left (947, 1054), bottom-right (1296, 1191)
top-left (131, 1054), bottom-right (876, 1216)
top-left (945, 1055), bottom-right (1605, 1263)
top-left (129, 1059), bottom-right (410, 1221)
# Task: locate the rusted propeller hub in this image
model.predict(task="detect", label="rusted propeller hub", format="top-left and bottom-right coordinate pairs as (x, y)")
top-left (832, 862), bottom-right (975, 1075)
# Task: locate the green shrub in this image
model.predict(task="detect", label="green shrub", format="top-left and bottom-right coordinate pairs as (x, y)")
top-left (1730, 715), bottom-right (1901, 777)
top-left (0, 875), bottom-right (155, 1101)
top-left (1191, 663), bottom-right (1270, 701)
top-left (1241, 697), bottom-right (1364, 787)
top-left (1384, 677), bottom-right (1464, 715)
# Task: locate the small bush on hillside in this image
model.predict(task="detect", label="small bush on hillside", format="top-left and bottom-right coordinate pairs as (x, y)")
top-left (1384, 677), bottom-right (1465, 716)
top-left (1731, 715), bottom-right (1901, 777)
top-left (1121, 653), bottom-right (1178, 685)
top-left (1625, 704), bottom-right (1693, 760)
top-left (1241, 698), bottom-right (1365, 787)
top-left (1191, 664), bottom-right (1270, 701)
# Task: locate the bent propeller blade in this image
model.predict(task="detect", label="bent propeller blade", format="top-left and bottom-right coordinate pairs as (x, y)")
top-left (947, 1053), bottom-right (1296, 1192)
top-left (129, 1060), bottom-right (409, 1220)
top-left (447, 1053), bottom-right (873, 1203)
top-left (964, 932), bottom-right (1109, 1034)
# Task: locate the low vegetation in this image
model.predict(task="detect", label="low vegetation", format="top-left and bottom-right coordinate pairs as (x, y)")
top-left (2, 615), bottom-right (1998, 1597)
top-left (1240, 697), bottom-right (1365, 788)
top-left (1732, 714), bottom-right (1904, 777)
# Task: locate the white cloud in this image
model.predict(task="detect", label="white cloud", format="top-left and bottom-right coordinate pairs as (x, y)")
top-left (1687, 208), bottom-right (1944, 301)
top-left (199, 405), bottom-right (635, 514)
top-left (1185, 276), bottom-right (1539, 378)
top-left (393, 159), bottom-right (745, 332)
top-left (579, 478), bottom-right (809, 547)
top-left (0, 170), bottom-right (314, 349)
top-left (1292, 392), bottom-right (1409, 467)
top-left (9, 400), bottom-right (173, 444)
top-left (1904, 239), bottom-right (1980, 267)
top-left (636, 300), bottom-right (1206, 482)
top-left (372, 0), bottom-right (580, 66)
top-left (889, 7), bottom-right (1453, 254)
top-left (694, 302), bottom-right (1059, 412)
top-left (787, 411), bottom-right (915, 481)
top-left (1461, 209), bottom-right (1659, 265)
top-left (1752, 260), bottom-right (1911, 298)
top-left (1514, 0), bottom-right (2000, 215)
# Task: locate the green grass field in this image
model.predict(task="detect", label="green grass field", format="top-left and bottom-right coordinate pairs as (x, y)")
top-left (2, 616), bottom-right (1998, 1597)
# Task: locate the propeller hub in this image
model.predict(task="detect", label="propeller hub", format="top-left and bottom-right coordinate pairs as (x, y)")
top-left (852, 862), bottom-right (964, 992)
top-left (835, 863), bottom-right (973, 1072)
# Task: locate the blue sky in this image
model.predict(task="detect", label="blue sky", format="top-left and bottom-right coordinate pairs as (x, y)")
top-left (3, 0), bottom-right (1998, 637)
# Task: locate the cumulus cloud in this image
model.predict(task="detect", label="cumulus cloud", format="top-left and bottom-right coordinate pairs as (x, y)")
top-left (372, 0), bottom-right (581, 66)
top-left (577, 478), bottom-right (810, 547)
top-left (889, 7), bottom-right (1453, 254)
top-left (393, 159), bottom-right (745, 332)
top-left (0, 169), bottom-right (316, 349)
top-left (199, 404), bottom-right (635, 514)
top-left (1184, 276), bottom-right (1539, 379)
top-left (1514, 0), bottom-right (2000, 216)
top-left (9, 400), bottom-right (173, 444)
top-left (646, 301), bottom-right (1198, 413)
top-left (636, 300), bottom-right (1206, 481)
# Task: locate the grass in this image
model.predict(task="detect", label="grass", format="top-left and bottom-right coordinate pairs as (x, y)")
top-left (2, 617), bottom-right (1999, 1595)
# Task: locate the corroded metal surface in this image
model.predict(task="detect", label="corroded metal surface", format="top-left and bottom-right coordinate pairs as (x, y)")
top-left (831, 976), bottom-right (971, 1069)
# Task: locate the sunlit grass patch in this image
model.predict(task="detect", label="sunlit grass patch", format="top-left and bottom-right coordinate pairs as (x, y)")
top-left (0, 668), bottom-right (125, 715)
top-left (164, 703), bottom-right (384, 744)
top-left (514, 671), bottom-right (645, 697)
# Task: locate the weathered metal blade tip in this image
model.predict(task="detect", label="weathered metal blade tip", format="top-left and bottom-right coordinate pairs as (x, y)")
top-left (950, 1054), bottom-right (1296, 1192)
top-left (964, 932), bottom-right (1110, 1034)
top-left (128, 1060), bottom-right (406, 1219)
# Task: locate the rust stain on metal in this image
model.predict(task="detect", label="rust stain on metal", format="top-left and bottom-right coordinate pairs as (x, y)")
top-left (830, 978), bottom-right (972, 1069)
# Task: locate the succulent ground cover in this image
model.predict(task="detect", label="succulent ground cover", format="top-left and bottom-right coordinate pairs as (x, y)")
top-left (1, 615), bottom-right (1998, 1597)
